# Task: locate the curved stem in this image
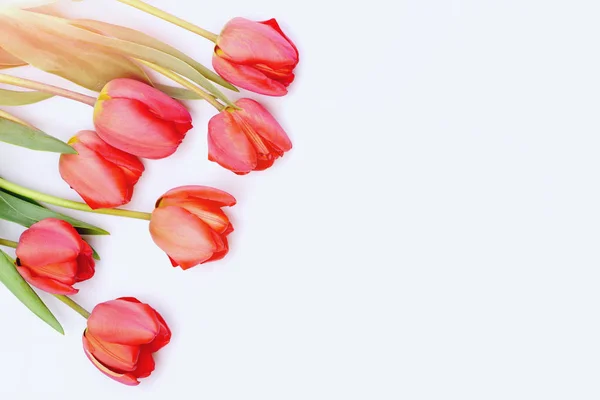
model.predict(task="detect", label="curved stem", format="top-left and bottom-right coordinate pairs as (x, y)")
top-left (137, 59), bottom-right (225, 111)
top-left (0, 74), bottom-right (96, 107)
top-left (54, 295), bottom-right (90, 319)
top-left (116, 0), bottom-right (219, 42)
top-left (0, 178), bottom-right (152, 221)
top-left (0, 238), bottom-right (18, 249)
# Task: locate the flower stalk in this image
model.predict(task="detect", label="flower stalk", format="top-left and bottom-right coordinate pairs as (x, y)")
top-left (116, 0), bottom-right (219, 42)
top-left (0, 238), bottom-right (18, 248)
top-left (0, 178), bottom-right (151, 221)
top-left (0, 74), bottom-right (96, 107)
top-left (54, 295), bottom-right (91, 319)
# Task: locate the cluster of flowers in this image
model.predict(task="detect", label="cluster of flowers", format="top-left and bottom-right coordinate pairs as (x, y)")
top-left (0, 1), bottom-right (298, 386)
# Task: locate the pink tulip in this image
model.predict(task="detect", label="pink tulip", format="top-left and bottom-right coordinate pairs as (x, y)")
top-left (94, 78), bottom-right (193, 159)
top-left (16, 219), bottom-right (95, 295)
top-left (213, 18), bottom-right (299, 96)
top-left (208, 98), bottom-right (292, 174)
top-left (149, 186), bottom-right (236, 269)
top-left (83, 297), bottom-right (171, 386)
top-left (59, 130), bottom-right (144, 209)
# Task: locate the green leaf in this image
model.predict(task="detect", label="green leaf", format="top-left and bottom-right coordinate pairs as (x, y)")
top-left (72, 19), bottom-right (238, 92)
top-left (91, 246), bottom-right (100, 261)
top-left (0, 88), bottom-right (54, 106)
top-left (0, 117), bottom-right (76, 154)
top-left (0, 249), bottom-right (63, 334)
top-left (155, 84), bottom-right (204, 100)
top-left (0, 190), bottom-right (109, 235)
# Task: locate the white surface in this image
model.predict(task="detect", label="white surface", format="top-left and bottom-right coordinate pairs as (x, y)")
top-left (1, 0), bottom-right (600, 398)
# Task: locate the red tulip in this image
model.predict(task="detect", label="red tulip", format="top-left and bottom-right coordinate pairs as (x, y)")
top-left (149, 186), bottom-right (236, 269)
top-left (94, 78), bottom-right (193, 159)
top-left (59, 130), bottom-right (145, 209)
top-left (213, 18), bottom-right (299, 96)
top-left (83, 297), bottom-right (171, 386)
top-left (16, 218), bottom-right (95, 295)
top-left (208, 98), bottom-right (292, 174)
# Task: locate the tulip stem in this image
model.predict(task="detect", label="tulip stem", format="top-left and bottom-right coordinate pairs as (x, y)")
top-left (116, 0), bottom-right (219, 42)
top-left (137, 59), bottom-right (226, 111)
top-left (0, 74), bottom-right (96, 107)
top-left (54, 295), bottom-right (90, 319)
top-left (0, 238), bottom-right (18, 249)
top-left (0, 178), bottom-right (152, 221)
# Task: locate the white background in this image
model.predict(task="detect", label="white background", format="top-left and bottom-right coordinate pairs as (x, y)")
top-left (1, 0), bottom-right (600, 398)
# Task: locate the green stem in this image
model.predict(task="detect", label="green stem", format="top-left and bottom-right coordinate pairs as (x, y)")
top-left (0, 238), bottom-right (18, 248)
top-left (0, 74), bottom-right (96, 107)
top-left (54, 295), bottom-right (90, 319)
top-left (137, 59), bottom-right (226, 111)
top-left (116, 0), bottom-right (219, 42)
top-left (0, 178), bottom-right (152, 221)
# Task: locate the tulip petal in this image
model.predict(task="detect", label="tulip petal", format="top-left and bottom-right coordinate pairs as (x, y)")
top-left (60, 140), bottom-right (135, 210)
top-left (75, 240), bottom-right (95, 282)
top-left (27, 259), bottom-right (77, 285)
top-left (17, 266), bottom-right (78, 295)
top-left (206, 234), bottom-right (230, 263)
top-left (102, 79), bottom-right (192, 125)
top-left (159, 185), bottom-right (237, 207)
top-left (16, 219), bottom-right (82, 267)
top-left (115, 297), bottom-right (172, 353)
top-left (76, 130), bottom-right (145, 186)
top-left (132, 350), bottom-right (155, 379)
top-left (259, 19), bottom-right (299, 60)
top-left (83, 333), bottom-right (140, 386)
top-left (217, 17), bottom-right (298, 68)
top-left (150, 206), bottom-right (217, 269)
top-left (88, 299), bottom-right (160, 345)
top-left (236, 98), bottom-right (293, 152)
top-left (162, 201), bottom-right (231, 234)
top-left (212, 55), bottom-right (288, 96)
top-left (208, 111), bottom-right (257, 174)
top-left (95, 98), bottom-right (185, 159)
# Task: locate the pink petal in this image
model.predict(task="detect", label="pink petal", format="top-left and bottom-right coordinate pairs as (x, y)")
top-left (149, 206), bottom-right (217, 269)
top-left (16, 219), bottom-right (81, 267)
top-left (132, 349), bottom-right (155, 379)
top-left (17, 266), bottom-right (78, 295)
top-left (87, 299), bottom-right (160, 345)
top-left (208, 110), bottom-right (257, 174)
top-left (213, 55), bottom-right (288, 96)
top-left (236, 98), bottom-right (292, 152)
top-left (259, 19), bottom-right (299, 60)
top-left (95, 98), bottom-right (185, 159)
top-left (218, 18), bottom-right (298, 68)
top-left (159, 185), bottom-right (237, 207)
top-left (83, 334), bottom-right (140, 386)
top-left (75, 240), bottom-right (96, 282)
top-left (103, 78), bottom-right (192, 124)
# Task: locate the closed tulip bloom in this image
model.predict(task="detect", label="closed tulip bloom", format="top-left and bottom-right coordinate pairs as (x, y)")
top-left (83, 297), bottom-right (171, 386)
top-left (16, 218), bottom-right (95, 295)
top-left (208, 98), bottom-right (292, 174)
top-left (94, 78), bottom-right (193, 159)
top-left (59, 130), bottom-right (144, 209)
top-left (149, 186), bottom-right (236, 269)
top-left (213, 18), bottom-right (299, 96)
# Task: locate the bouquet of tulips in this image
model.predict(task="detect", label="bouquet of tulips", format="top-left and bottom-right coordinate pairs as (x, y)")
top-left (0, 0), bottom-right (298, 386)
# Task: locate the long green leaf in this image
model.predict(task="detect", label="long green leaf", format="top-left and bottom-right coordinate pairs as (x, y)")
top-left (72, 19), bottom-right (238, 92)
top-left (0, 117), bottom-right (76, 154)
top-left (0, 190), bottom-right (109, 235)
top-left (0, 88), bottom-right (53, 106)
top-left (155, 84), bottom-right (204, 100)
top-left (0, 249), bottom-right (63, 334)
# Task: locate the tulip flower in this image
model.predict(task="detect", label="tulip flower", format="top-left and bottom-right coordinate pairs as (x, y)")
top-left (16, 218), bottom-right (95, 295)
top-left (83, 297), bottom-right (171, 386)
top-left (59, 130), bottom-right (145, 209)
top-left (94, 78), bottom-right (193, 159)
top-left (149, 186), bottom-right (236, 269)
top-left (208, 98), bottom-right (292, 174)
top-left (213, 18), bottom-right (299, 96)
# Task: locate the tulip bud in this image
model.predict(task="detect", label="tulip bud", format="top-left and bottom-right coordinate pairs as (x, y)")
top-left (149, 186), bottom-right (236, 269)
top-left (213, 18), bottom-right (299, 96)
top-left (16, 218), bottom-right (95, 295)
top-left (208, 98), bottom-right (292, 174)
top-left (59, 130), bottom-right (145, 210)
top-left (94, 78), bottom-right (193, 159)
top-left (83, 297), bottom-right (171, 386)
